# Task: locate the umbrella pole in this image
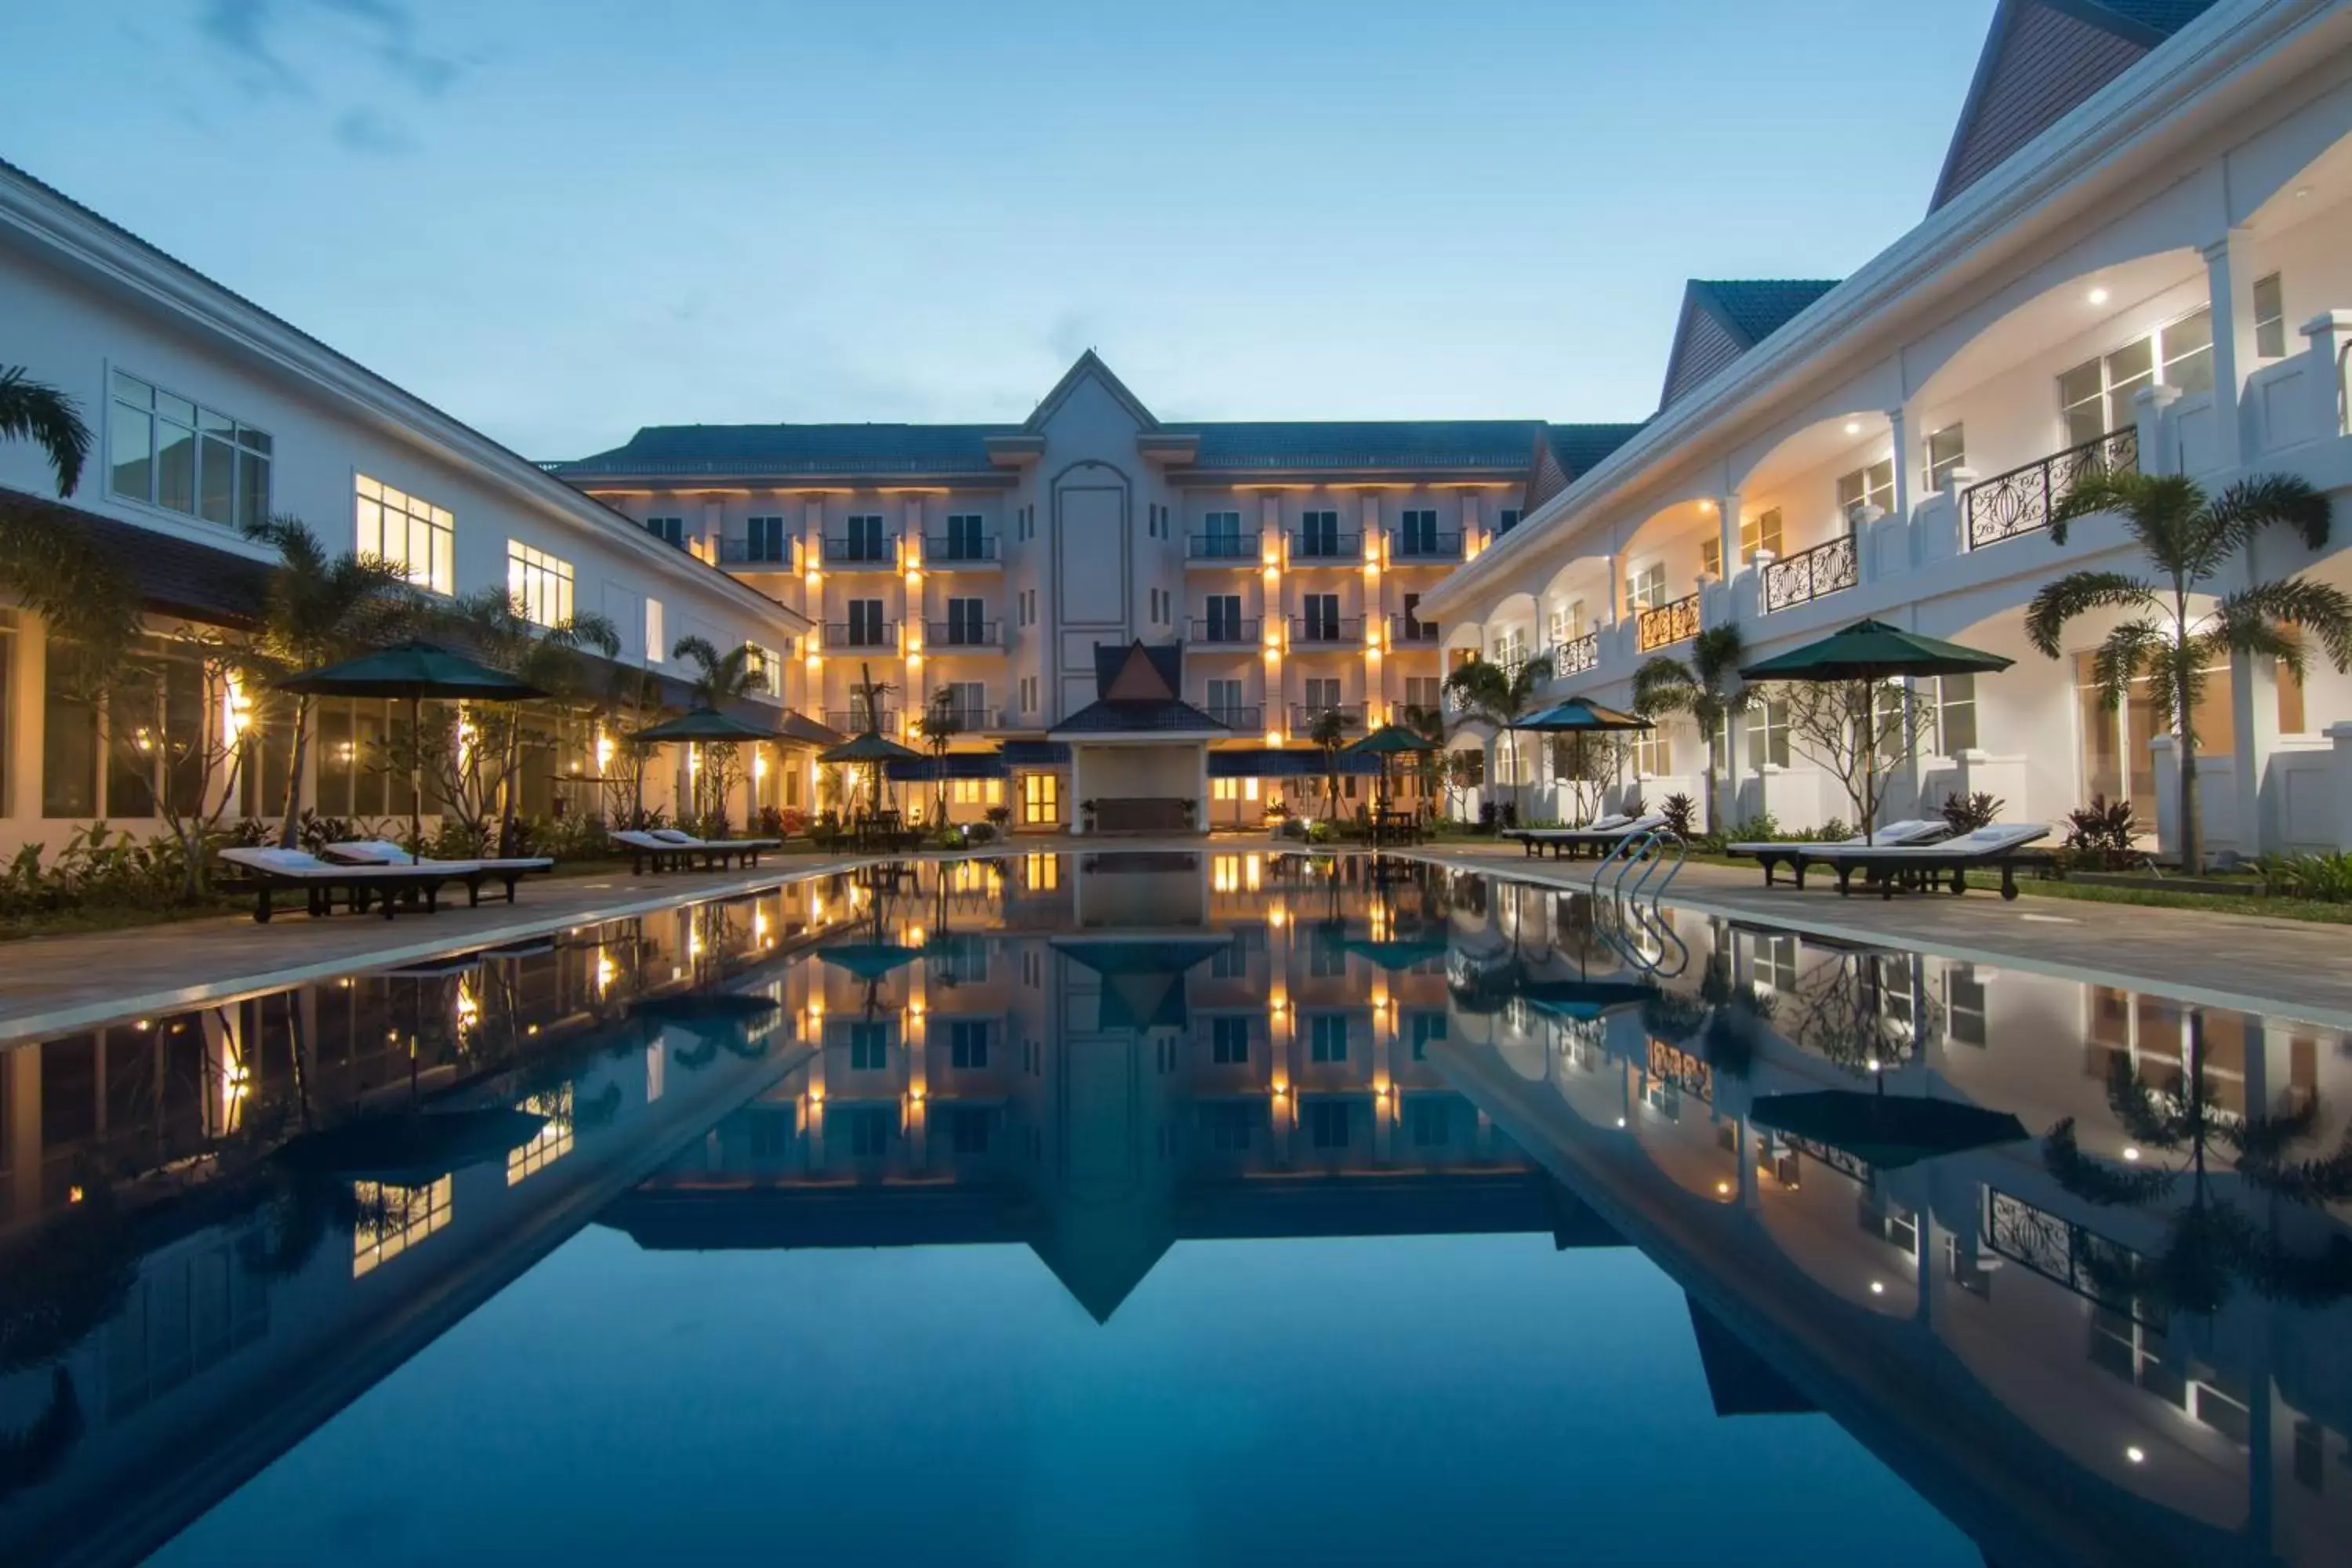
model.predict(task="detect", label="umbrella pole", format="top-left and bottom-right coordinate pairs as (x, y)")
top-left (408, 693), bottom-right (423, 860)
top-left (1860, 681), bottom-right (1876, 845)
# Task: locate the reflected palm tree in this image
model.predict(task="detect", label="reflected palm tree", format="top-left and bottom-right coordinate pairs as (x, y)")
top-left (0, 1367), bottom-right (85, 1504)
top-left (0, 1190), bottom-right (137, 1376)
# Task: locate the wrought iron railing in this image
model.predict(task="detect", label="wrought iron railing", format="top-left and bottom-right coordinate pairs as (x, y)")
top-left (1291, 531), bottom-right (1363, 561)
top-left (1290, 703), bottom-right (1364, 731)
top-left (923, 619), bottom-right (1001, 648)
top-left (1188, 532), bottom-right (1261, 561)
top-left (1635, 593), bottom-right (1699, 652)
top-left (826, 620), bottom-right (898, 648)
top-left (1189, 616), bottom-right (1261, 645)
top-left (718, 538), bottom-right (793, 567)
top-left (1762, 535), bottom-right (1858, 612)
top-left (922, 533), bottom-right (999, 564)
top-left (1290, 616), bottom-right (1365, 644)
top-left (912, 706), bottom-right (1000, 733)
top-left (1962, 427), bottom-right (2138, 550)
top-left (825, 709), bottom-right (900, 735)
top-left (1206, 704), bottom-right (1261, 731)
top-left (822, 535), bottom-right (900, 567)
top-left (1390, 530), bottom-right (1463, 561)
top-left (1554, 630), bottom-right (1598, 674)
top-left (1388, 615), bottom-right (1440, 644)
top-left (1984, 1188), bottom-right (2157, 1324)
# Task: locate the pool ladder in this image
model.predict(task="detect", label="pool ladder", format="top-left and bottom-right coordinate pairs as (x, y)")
top-left (1592, 828), bottom-right (1688, 978)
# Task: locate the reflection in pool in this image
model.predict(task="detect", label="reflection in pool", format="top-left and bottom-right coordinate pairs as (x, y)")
top-left (0, 853), bottom-right (2344, 1565)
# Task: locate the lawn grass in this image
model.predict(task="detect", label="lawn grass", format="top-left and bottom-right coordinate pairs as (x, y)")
top-left (2011, 877), bottom-right (2352, 924)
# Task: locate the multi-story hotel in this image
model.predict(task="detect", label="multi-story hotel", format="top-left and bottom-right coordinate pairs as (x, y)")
top-left (1425, 0), bottom-right (2352, 858)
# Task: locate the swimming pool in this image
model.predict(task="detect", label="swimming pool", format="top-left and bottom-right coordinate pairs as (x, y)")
top-left (0, 852), bottom-right (2343, 1565)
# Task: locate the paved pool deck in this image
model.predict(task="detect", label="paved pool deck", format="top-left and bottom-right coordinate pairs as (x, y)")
top-left (1, 837), bottom-right (2347, 1044)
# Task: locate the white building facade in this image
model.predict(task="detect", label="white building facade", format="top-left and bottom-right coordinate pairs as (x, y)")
top-left (1423, 0), bottom-right (2352, 858)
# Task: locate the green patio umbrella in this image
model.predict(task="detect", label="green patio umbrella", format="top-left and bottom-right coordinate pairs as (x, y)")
top-left (275, 1106), bottom-right (550, 1185)
top-left (629, 708), bottom-right (788, 832)
top-left (1510, 698), bottom-right (1653, 732)
top-left (817, 941), bottom-right (923, 981)
top-left (819, 729), bottom-right (923, 819)
top-left (1338, 934), bottom-right (1450, 971)
top-left (1748, 1089), bottom-right (2029, 1171)
top-left (278, 641), bottom-right (548, 858)
top-left (1344, 721), bottom-right (1439, 815)
top-left (1739, 618), bottom-right (2014, 844)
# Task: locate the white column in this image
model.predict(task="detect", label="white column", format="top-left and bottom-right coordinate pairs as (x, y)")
top-left (2203, 230), bottom-right (2249, 473)
top-left (1887, 405), bottom-right (1917, 524)
top-left (1069, 746), bottom-right (1085, 836)
top-left (2230, 652), bottom-right (2278, 855)
top-left (1716, 492), bottom-right (1740, 584)
top-left (2331, 722), bottom-right (2352, 851)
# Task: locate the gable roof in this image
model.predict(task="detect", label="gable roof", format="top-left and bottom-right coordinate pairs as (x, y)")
top-left (1024, 349), bottom-right (1161, 432)
top-left (1930, 0), bottom-right (2218, 210)
top-left (1657, 280), bottom-right (1842, 410)
top-left (1528, 421), bottom-right (1650, 512)
top-left (1099, 641), bottom-right (1178, 701)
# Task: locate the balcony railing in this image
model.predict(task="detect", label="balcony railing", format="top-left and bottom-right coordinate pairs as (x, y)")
top-left (1553, 630), bottom-right (1599, 675)
top-left (1762, 535), bottom-right (1858, 613)
top-left (825, 620), bottom-right (898, 648)
top-left (825, 710), bottom-right (900, 735)
top-left (1205, 704), bottom-right (1262, 731)
top-left (1388, 615), bottom-right (1440, 644)
top-left (1290, 616), bottom-right (1365, 645)
top-left (717, 539), bottom-right (793, 567)
top-left (1635, 593), bottom-right (1700, 653)
top-left (1390, 530), bottom-right (1464, 561)
top-left (1189, 616), bottom-right (1262, 646)
top-left (923, 619), bottom-right (1002, 649)
top-left (822, 535), bottom-right (900, 568)
top-left (1962, 427), bottom-right (2138, 551)
top-left (921, 533), bottom-right (999, 564)
top-left (911, 707), bottom-right (1001, 734)
top-left (1290, 531), bottom-right (1363, 562)
top-left (1290, 703), bottom-right (1365, 732)
top-left (1188, 532), bottom-right (1261, 562)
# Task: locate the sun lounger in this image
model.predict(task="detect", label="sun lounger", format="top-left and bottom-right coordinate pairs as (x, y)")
top-left (1504, 815), bottom-right (1633, 858)
top-left (1534, 812), bottom-right (1671, 859)
top-left (323, 839), bottom-right (554, 906)
top-left (613, 829), bottom-right (782, 875)
top-left (1807, 823), bottom-right (2053, 899)
top-left (1729, 819), bottom-right (1950, 889)
top-left (220, 846), bottom-right (467, 923)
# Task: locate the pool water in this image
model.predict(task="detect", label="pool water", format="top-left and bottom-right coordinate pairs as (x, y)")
top-left (0, 852), bottom-right (2345, 1566)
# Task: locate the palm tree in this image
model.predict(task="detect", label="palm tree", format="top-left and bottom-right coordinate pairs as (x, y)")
top-left (1441, 652), bottom-right (1554, 819)
top-left (1400, 702), bottom-right (1446, 819)
top-left (2027, 472), bottom-right (2352, 873)
top-left (243, 516), bottom-right (416, 848)
top-left (913, 687), bottom-right (962, 823)
top-left (0, 366), bottom-right (93, 495)
top-left (1306, 706), bottom-right (1355, 821)
top-left (1633, 622), bottom-right (1748, 832)
top-left (671, 633), bottom-right (768, 830)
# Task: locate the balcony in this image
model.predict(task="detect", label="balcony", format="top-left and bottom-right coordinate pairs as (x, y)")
top-left (1290, 703), bottom-right (1365, 732)
top-left (921, 533), bottom-right (1000, 567)
top-left (1762, 535), bottom-right (1857, 613)
top-left (826, 620), bottom-right (898, 649)
top-left (923, 619), bottom-right (1003, 651)
top-left (1389, 530), bottom-right (1463, 562)
top-left (913, 706), bottom-right (1002, 735)
top-left (1635, 593), bottom-right (1699, 653)
top-left (1205, 704), bottom-right (1262, 731)
top-left (1290, 616), bottom-right (1365, 646)
top-left (717, 539), bottom-right (793, 568)
top-left (1188, 532), bottom-right (1262, 564)
top-left (1388, 615), bottom-right (1440, 645)
top-left (1290, 531), bottom-right (1363, 564)
top-left (1189, 616), bottom-right (1262, 648)
top-left (1962, 428), bottom-right (2137, 551)
top-left (822, 535), bottom-right (901, 569)
top-left (825, 709), bottom-right (901, 735)
top-left (1553, 630), bottom-right (1599, 675)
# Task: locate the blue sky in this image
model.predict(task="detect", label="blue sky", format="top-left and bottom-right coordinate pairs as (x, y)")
top-left (0, 1), bottom-right (1994, 459)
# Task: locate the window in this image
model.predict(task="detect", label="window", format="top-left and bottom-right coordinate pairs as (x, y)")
top-left (1298, 509), bottom-right (1341, 556)
top-left (847, 599), bottom-right (886, 646)
top-left (744, 643), bottom-right (781, 695)
top-left (1926, 426), bottom-right (1966, 491)
top-left (948, 1108), bottom-right (990, 1156)
top-left (1207, 677), bottom-right (1245, 724)
top-left (1022, 770), bottom-right (1060, 825)
top-left (1836, 460), bottom-right (1895, 524)
top-left (1308, 936), bottom-right (1348, 978)
top-left (1408, 1011), bottom-right (1446, 1061)
top-left (844, 514), bottom-right (887, 561)
top-left (1748, 698), bottom-right (1791, 769)
top-left (350, 1177), bottom-right (452, 1278)
top-left (943, 513), bottom-right (986, 560)
top-left (644, 599), bottom-right (665, 662)
top-left (1926, 673), bottom-right (1977, 754)
top-left (948, 777), bottom-right (1002, 806)
top-left (1745, 508), bottom-right (1784, 563)
top-left (2161, 307), bottom-right (2214, 397)
top-left (2253, 272), bottom-right (2286, 360)
top-left (1304, 677), bottom-right (1342, 717)
top-left (108, 371), bottom-right (271, 530)
top-left (2058, 309), bottom-right (2209, 444)
top-left (945, 597), bottom-right (986, 645)
top-left (848, 1022), bottom-right (888, 1072)
top-left (1404, 675), bottom-right (1439, 713)
top-left (1203, 593), bottom-right (1244, 642)
top-left (42, 643), bottom-right (100, 817)
top-left (1309, 1014), bottom-right (1348, 1063)
top-left (1301, 593), bottom-right (1339, 641)
top-left (1200, 1101), bottom-right (1256, 1152)
top-left (1496, 508), bottom-right (1522, 535)
top-left (949, 1020), bottom-right (989, 1069)
top-left (1307, 1100), bottom-right (1350, 1149)
top-left (355, 474), bottom-right (455, 595)
top-left (1398, 508), bottom-right (1439, 553)
top-left (1627, 561), bottom-right (1665, 612)
top-left (941, 681), bottom-right (985, 726)
top-left (746, 514), bottom-right (787, 563)
top-left (506, 540), bottom-right (574, 627)
top-left (1211, 1016), bottom-right (1249, 1064)
top-left (645, 515), bottom-right (684, 547)
top-left (1632, 728), bottom-right (1671, 778)
top-left (1754, 934), bottom-right (1798, 993)
top-left (844, 1108), bottom-right (890, 1157)
top-left (1410, 1097), bottom-right (1452, 1147)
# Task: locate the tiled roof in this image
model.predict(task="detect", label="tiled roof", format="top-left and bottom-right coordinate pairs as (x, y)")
top-left (1163, 420), bottom-right (1545, 474)
top-left (1051, 698), bottom-right (1230, 735)
top-left (2076, 0), bottom-right (2214, 38)
top-left (1543, 423), bottom-right (1648, 477)
top-left (1693, 280), bottom-right (1842, 347)
top-left (1091, 640), bottom-right (1182, 699)
top-left (1, 487), bottom-right (272, 626)
top-left (1207, 747), bottom-right (1381, 779)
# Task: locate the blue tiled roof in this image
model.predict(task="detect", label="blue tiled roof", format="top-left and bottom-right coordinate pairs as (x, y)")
top-left (1544, 423), bottom-right (1647, 477)
top-left (1695, 280), bottom-right (1842, 347)
top-left (2078, 0), bottom-right (2214, 37)
top-left (555, 423), bottom-right (1014, 478)
top-left (1165, 420), bottom-right (1545, 474)
top-left (1052, 699), bottom-right (1229, 735)
top-left (1208, 748), bottom-right (1381, 779)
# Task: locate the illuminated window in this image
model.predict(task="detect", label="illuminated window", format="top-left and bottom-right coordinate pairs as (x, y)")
top-left (351, 1177), bottom-right (452, 1277)
top-left (506, 539), bottom-right (574, 627)
top-left (110, 371), bottom-right (271, 529)
top-left (1213, 778), bottom-right (1240, 802)
top-left (1023, 850), bottom-right (1059, 889)
top-left (1835, 460), bottom-right (1895, 524)
top-left (1624, 562), bottom-right (1665, 612)
top-left (1022, 772), bottom-right (1061, 826)
top-left (2058, 308), bottom-right (2211, 444)
top-left (506, 1085), bottom-right (575, 1185)
top-left (744, 643), bottom-right (781, 695)
top-left (644, 598), bottom-right (665, 662)
top-left (356, 475), bottom-right (454, 594)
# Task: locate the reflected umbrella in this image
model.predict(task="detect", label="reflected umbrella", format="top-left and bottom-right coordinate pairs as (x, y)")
top-left (275, 1107), bottom-right (550, 1186)
top-left (1749, 1090), bottom-right (2028, 1171)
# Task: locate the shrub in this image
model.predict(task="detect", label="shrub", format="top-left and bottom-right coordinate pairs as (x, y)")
top-left (810, 811), bottom-right (843, 851)
top-left (985, 804), bottom-right (1012, 829)
top-left (1476, 802), bottom-right (1497, 833)
top-left (1817, 818), bottom-right (1853, 844)
top-left (1725, 811), bottom-right (1781, 845)
top-left (1661, 793), bottom-right (1698, 840)
top-left (1940, 790), bottom-right (2003, 834)
top-left (2252, 851), bottom-right (2352, 902)
top-left (0, 824), bottom-right (193, 920)
top-left (2063, 794), bottom-right (2145, 871)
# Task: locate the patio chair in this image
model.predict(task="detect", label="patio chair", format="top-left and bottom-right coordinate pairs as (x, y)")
top-left (322, 839), bottom-right (554, 906)
top-left (220, 846), bottom-right (468, 924)
top-left (1728, 819), bottom-right (1951, 889)
top-left (614, 828), bottom-right (781, 875)
top-left (1807, 823), bottom-right (2054, 900)
top-left (1545, 811), bottom-right (1670, 858)
top-left (1504, 814), bottom-right (1633, 858)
